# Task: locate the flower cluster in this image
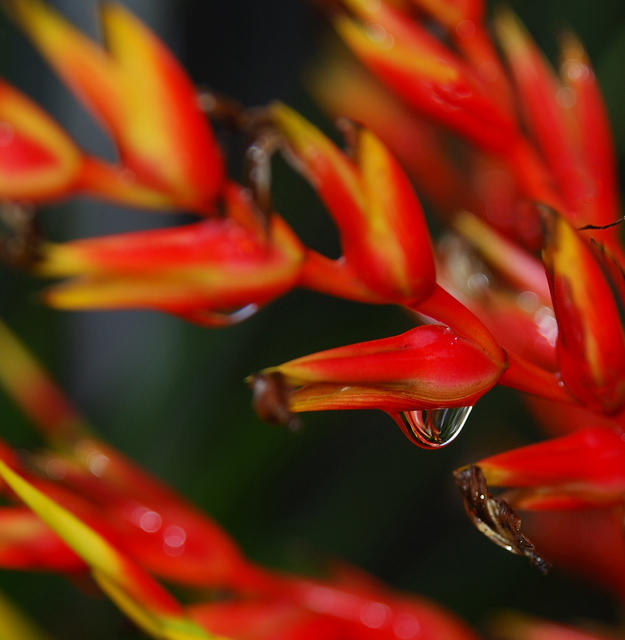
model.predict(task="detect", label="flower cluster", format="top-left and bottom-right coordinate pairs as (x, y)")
top-left (0, 0), bottom-right (624, 638)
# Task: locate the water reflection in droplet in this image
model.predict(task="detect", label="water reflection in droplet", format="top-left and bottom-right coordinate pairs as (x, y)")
top-left (392, 406), bottom-right (472, 449)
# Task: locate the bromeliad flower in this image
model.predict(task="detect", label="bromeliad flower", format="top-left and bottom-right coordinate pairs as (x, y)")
top-left (4, 0), bottom-right (625, 634)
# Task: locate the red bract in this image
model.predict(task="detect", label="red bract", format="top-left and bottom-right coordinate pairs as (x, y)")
top-left (36, 183), bottom-right (305, 324)
top-left (272, 103), bottom-right (436, 303)
top-left (0, 81), bottom-right (82, 201)
top-left (478, 427), bottom-right (625, 508)
top-left (256, 325), bottom-right (503, 413)
top-left (542, 209), bottom-right (625, 413)
top-left (333, 0), bottom-right (517, 151)
top-left (0, 506), bottom-right (82, 571)
top-left (7, 0), bottom-right (223, 213)
top-left (309, 52), bottom-right (473, 217)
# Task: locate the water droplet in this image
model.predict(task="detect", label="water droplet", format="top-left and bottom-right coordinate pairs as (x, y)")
top-left (163, 525), bottom-right (186, 557)
top-left (534, 306), bottom-right (558, 346)
top-left (366, 24), bottom-right (395, 49)
top-left (186, 303), bottom-right (260, 327)
top-left (87, 452), bottom-right (109, 477)
top-left (132, 507), bottom-right (162, 533)
top-left (394, 614), bottom-right (421, 640)
top-left (360, 602), bottom-right (389, 629)
top-left (556, 86), bottom-right (576, 109)
top-left (467, 272), bottom-right (489, 293)
top-left (392, 406), bottom-right (472, 449)
top-left (562, 60), bottom-right (589, 82)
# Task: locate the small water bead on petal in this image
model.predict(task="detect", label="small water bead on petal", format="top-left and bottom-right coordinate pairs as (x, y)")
top-left (393, 613), bottom-right (421, 640)
top-left (86, 452), bottom-right (110, 477)
top-left (130, 505), bottom-right (162, 532)
top-left (163, 525), bottom-right (186, 557)
top-left (359, 602), bottom-right (390, 629)
top-left (392, 406), bottom-right (473, 449)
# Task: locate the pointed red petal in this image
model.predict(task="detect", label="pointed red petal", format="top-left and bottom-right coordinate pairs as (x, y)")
top-left (37, 207), bottom-right (304, 315)
top-left (335, 0), bottom-right (517, 151)
top-left (309, 49), bottom-right (472, 216)
top-left (495, 11), bottom-right (589, 218)
top-left (11, 0), bottom-right (223, 212)
top-left (453, 212), bottom-right (551, 302)
top-left (479, 427), bottom-right (625, 504)
top-left (0, 461), bottom-right (213, 638)
top-left (272, 104), bottom-right (435, 302)
top-left (265, 324), bottom-right (503, 412)
top-left (0, 81), bottom-right (81, 200)
top-left (560, 35), bottom-right (619, 236)
top-left (0, 507), bottom-right (82, 571)
top-left (98, 3), bottom-right (223, 210)
top-left (542, 209), bottom-right (625, 413)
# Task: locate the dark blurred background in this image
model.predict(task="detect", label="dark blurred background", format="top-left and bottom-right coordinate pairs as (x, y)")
top-left (1, 1), bottom-right (625, 637)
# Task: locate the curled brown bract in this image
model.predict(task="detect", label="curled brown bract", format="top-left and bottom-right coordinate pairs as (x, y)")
top-left (248, 371), bottom-right (301, 432)
top-left (454, 464), bottom-right (550, 575)
top-left (0, 203), bottom-right (40, 269)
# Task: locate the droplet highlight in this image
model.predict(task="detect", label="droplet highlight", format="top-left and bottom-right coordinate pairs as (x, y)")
top-left (392, 406), bottom-right (472, 449)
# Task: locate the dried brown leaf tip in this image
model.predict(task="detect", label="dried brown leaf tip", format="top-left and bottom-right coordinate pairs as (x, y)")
top-left (248, 371), bottom-right (302, 431)
top-left (0, 203), bottom-right (40, 268)
top-left (454, 465), bottom-right (551, 575)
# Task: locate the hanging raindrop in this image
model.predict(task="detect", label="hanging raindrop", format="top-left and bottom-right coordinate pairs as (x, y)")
top-left (391, 406), bottom-right (473, 449)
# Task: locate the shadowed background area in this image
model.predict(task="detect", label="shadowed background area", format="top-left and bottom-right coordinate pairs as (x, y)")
top-left (0, 1), bottom-right (625, 637)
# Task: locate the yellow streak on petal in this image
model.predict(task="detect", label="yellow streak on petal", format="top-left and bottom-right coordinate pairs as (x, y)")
top-left (271, 102), bottom-right (365, 211)
top-left (493, 10), bottom-right (531, 62)
top-left (0, 461), bottom-right (121, 576)
top-left (0, 83), bottom-right (81, 198)
top-left (41, 264), bottom-right (281, 310)
top-left (334, 15), bottom-right (457, 83)
top-left (0, 84), bottom-right (78, 168)
top-left (358, 129), bottom-right (412, 295)
top-left (99, 4), bottom-right (183, 191)
top-left (8, 0), bottom-right (121, 129)
top-left (36, 242), bottom-right (92, 277)
top-left (0, 462), bottom-right (217, 640)
top-left (549, 217), bottom-right (604, 382)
